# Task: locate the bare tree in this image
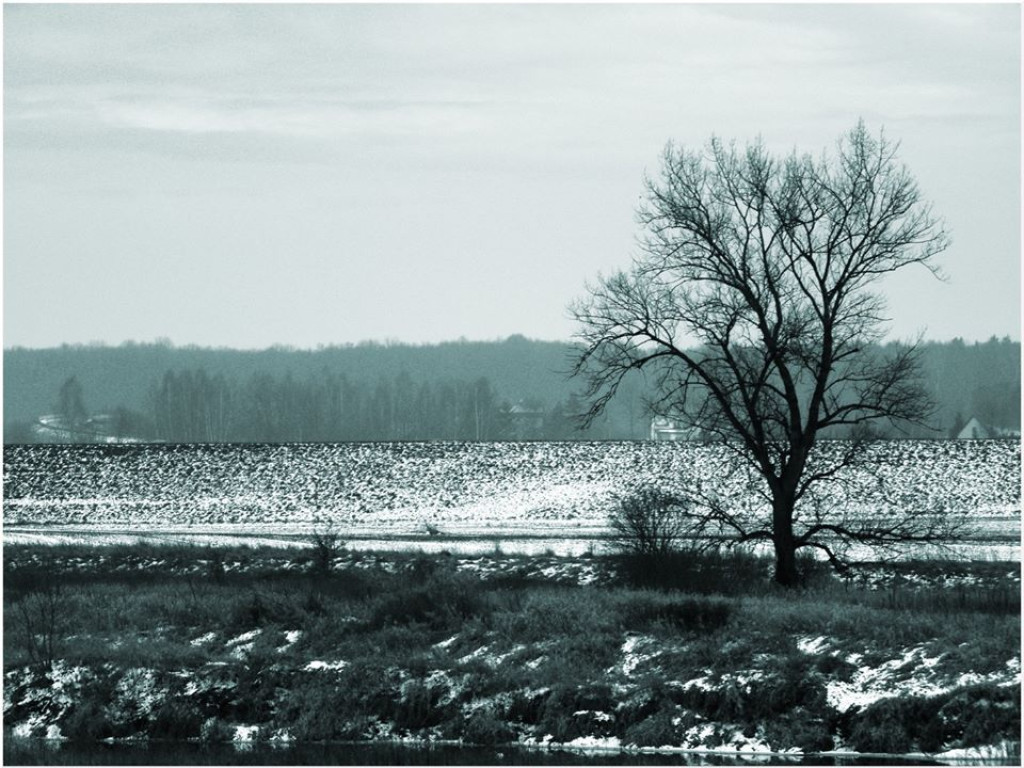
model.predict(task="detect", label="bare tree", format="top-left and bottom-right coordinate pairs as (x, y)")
top-left (572, 122), bottom-right (955, 586)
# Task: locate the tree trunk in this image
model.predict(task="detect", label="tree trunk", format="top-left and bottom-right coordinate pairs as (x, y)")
top-left (772, 496), bottom-right (800, 587)
top-left (773, 537), bottom-right (799, 587)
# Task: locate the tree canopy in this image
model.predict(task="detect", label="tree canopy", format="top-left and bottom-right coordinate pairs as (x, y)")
top-left (572, 122), bottom-right (955, 585)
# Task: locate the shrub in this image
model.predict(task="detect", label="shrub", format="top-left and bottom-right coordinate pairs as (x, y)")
top-left (936, 684), bottom-right (1021, 749)
top-left (393, 679), bottom-right (451, 730)
top-left (676, 662), bottom-right (828, 728)
top-left (844, 684), bottom-right (1021, 755)
top-left (505, 688), bottom-right (551, 726)
top-left (754, 660), bottom-right (830, 717)
top-left (608, 487), bottom-right (689, 559)
top-left (149, 699), bottom-right (204, 740)
top-left (59, 671), bottom-right (121, 741)
top-left (536, 684), bottom-right (616, 741)
top-left (199, 716), bottom-right (236, 743)
top-left (846, 710), bottom-right (913, 754)
top-left (490, 586), bottom-right (621, 645)
top-left (309, 521), bottom-right (344, 578)
top-left (61, 699), bottom-right (116, 741)
top-left (323, 567), bottom-right (376, 601)
top-left (274, 681), bottom-right (359, 741)
top-left (339, 660), bottom-right (405, 717)
top-left (760, 709), bottom-right (833, 752)
top-left (460, 710), bottom-right (516, 746)
top-left (621, 709), bottom-right (682, 748)
top-left (232, 649), bottom-right (294, 723)
top-left (844, 697), bottom-right (939, 754)
top-left (614, 688), bottom-right (665, 730)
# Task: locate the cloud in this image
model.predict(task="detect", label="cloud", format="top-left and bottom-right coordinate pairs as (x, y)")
top-left (100, 95), bottom-right (490, 139)
top-left (6, 4), bottom-right (1016, 156)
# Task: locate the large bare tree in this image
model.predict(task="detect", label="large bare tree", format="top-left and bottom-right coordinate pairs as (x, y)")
top-left (572, 123), bottom-right (954, 586)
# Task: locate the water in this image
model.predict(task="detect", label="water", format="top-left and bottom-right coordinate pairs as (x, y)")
top-left (2, 738), bottom-right (954, 766)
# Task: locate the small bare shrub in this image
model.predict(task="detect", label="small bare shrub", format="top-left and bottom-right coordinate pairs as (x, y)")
top-left (13, 570), bottom-right (66, 668)
top-left (609, 487), bottom-right (699, 588)
top-left (310, 520), bottom-right (344, 577)
top-left (205, 546), bottom-right (226, 583)
top-left (609, 487), bottom-right (689, 558)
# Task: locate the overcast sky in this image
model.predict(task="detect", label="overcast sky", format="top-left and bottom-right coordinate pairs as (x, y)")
top-left (4, 3), bottom-right (1020, 350)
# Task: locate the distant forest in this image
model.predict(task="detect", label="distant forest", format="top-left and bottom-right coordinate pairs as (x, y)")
top-left (2, 335), bottom-right (1019, 444)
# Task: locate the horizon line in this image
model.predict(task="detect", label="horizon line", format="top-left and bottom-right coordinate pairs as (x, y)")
top-left (3, 331), bottom-right (1021, 354)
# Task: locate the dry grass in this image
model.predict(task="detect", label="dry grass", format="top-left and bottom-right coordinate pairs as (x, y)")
top-left (3, 543), bottom-right (1019, 755)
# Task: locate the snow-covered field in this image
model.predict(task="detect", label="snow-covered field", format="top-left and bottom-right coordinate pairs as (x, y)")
top-left (4, 440), bottom-right (1019, 557)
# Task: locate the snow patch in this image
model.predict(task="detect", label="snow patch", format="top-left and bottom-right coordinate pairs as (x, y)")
top-left (455, 643), bottom-right (525, 668)
top-left (796, 635), bottom-right (829, 655)
top-left (13, 721), bottom-right (36, 738)
top-left (564, 735), bottom-right (621, 750)
top-left (433, 634), bottom-right (460, 650)
top-left (226, 628), bottom-right (262, 659)
top-left (276, 630), bottom-right (302, 653)
top-left (618, 634), bottom-right (660, 677)
top-left (675, 721), bottom-right (772, 753)
top-left (234, 724), bottom-right (260, 742)
top-left (683, 669), bottom-right (765, 694)
top-left (935, 740), bottom-right (1020, 762)
top-left (824, 645), bottom-right (1013, 714)
top-left (303, 660), bottom-right (348, 672)
top-left (226, 629), bottom-right (262, 646)
top-left (457, 644), bottom-right (492, 665)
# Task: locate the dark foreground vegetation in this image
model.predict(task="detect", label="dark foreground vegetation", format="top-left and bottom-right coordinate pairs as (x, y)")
top-left (3, 544), bottom-right (1020, 762)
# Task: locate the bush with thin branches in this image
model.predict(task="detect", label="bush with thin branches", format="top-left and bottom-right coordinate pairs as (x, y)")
top-left (608, 487), bottom-right (689, 558)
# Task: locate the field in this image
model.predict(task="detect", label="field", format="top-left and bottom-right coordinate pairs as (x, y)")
top-left (3, 440), bottom-right (1020, 559)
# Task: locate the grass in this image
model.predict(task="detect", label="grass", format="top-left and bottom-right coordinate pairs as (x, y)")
top-left (3, 542), bottom-right (1020, 756)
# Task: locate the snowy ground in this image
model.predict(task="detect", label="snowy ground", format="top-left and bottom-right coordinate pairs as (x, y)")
top-left (4, 440), bottom-right (1020, 561)
top-left (5, 440), bottom-right (1019, 529)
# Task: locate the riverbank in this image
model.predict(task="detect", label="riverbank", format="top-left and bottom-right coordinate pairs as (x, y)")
top-left (3, 544), bottom-right (1020, 764)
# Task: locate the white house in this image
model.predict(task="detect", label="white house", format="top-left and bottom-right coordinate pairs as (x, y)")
top-left (649, 416), bottom-right (704, 441)
top-left (956, 416), bottom-right (995, 440)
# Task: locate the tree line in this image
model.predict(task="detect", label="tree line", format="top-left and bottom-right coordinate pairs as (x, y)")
top-left (24, 369), bottom-right (594, 444)
top-left (2, 335), bottom-right (1018, 444)
top-left (150, 369), bottom-right (516, 443)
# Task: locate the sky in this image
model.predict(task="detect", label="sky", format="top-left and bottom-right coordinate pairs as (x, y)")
top-left (3, 3), bottom-right (1020, 350)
